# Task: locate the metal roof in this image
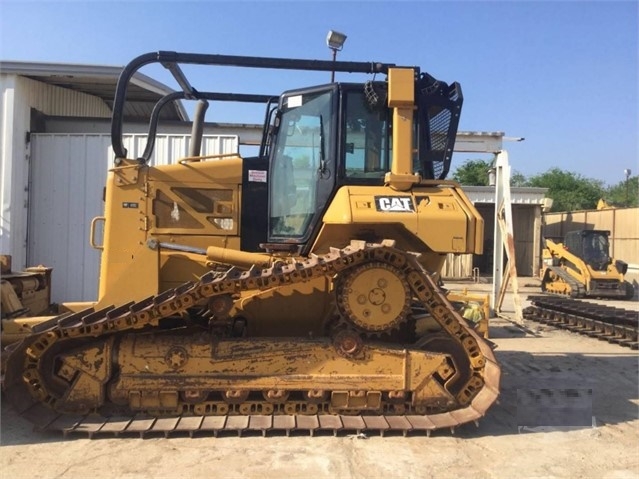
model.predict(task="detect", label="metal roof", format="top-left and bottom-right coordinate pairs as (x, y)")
top-left (0, 60), bottom-right (188, 121)
top-left (463, 185), bottom-right (549, 205)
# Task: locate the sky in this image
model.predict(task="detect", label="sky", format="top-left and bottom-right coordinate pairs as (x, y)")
top-left (0, 0), bottom-right (637, 186)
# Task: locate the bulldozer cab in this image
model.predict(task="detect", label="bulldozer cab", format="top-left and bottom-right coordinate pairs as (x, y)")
top-left (268, 84), bottom-right (395, 244)
top-left (266, 76), bottom-right (462, 251)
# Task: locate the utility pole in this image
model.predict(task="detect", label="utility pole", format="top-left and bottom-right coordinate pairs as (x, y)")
top-left (624, 169), bottom-right (631, 206)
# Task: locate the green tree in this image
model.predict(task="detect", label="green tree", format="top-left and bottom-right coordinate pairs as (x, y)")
top-left (451, 159), bottom-right (491, 185)
top-left (527, 168), bottom-right (605, 212)
top-left (452, 161), bottom-right (528, 187)
top-left (511, 171), bottom-right (528, 187)
top-left (603, 176), bottom-right (638, 207)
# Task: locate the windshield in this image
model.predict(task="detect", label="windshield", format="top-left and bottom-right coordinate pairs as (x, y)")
top-left (583, 233), bottom-right (610, 270)
top-left (269, 90), bottom-right (333, 239)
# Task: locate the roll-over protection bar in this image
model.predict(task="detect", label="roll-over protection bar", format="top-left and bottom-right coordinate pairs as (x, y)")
top-left (111, 51), bottom-right (414, 163)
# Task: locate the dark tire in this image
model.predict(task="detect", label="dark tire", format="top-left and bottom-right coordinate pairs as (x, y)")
top-left (623, 281), bottom-right (635, 300)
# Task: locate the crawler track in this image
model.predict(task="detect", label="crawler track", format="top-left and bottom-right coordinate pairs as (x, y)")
top-left (541, 266), bottom-right (585, 297)
top-left (12, 407), bottom-right (488, 438)
top-left (4, 242), bottom-right (500, 438)
top-left (524, 295), bottom-right (638, 349)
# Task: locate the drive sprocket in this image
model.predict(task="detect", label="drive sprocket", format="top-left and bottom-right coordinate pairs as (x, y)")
top-left (334, 261), bottom-right (411, 333)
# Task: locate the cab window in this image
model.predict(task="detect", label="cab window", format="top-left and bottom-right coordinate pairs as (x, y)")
top-left (343, 91), bottom-right (390, 179)
top-left (269, 90), bottom-right (332, 238)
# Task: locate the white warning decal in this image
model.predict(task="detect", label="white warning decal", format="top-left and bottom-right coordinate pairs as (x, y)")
top-left (248, 170), bottom-right (267, 183)
top-left (375, 196), bottom-right (414, 212)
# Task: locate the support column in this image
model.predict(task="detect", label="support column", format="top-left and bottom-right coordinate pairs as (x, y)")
top-left (491, 150), bottom-right (523, 322)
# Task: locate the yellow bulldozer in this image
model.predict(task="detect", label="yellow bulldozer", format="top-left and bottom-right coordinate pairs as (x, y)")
top-left (541, 230), bottom-right (634, 299)
top-left (2, 51), bottom-right (500, 436)
top-left (0, 256), bottom-right (53, 327)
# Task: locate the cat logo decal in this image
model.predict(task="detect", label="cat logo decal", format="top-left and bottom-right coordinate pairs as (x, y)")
top-left (374, 196), bottom-right (414, 212)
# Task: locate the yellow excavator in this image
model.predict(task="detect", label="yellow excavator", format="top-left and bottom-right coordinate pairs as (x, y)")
top-left (2, 51), bottom-right (500, 436)
top-left (541, 230), bottom-right (634, 299)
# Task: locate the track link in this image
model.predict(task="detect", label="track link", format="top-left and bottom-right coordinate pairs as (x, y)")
top-left (541, 266), bottom-right (585, 297)
top-left (4, 242), bottom-right (500, 437)
top-left (524, 295), bottom-right (638, 349)
top-left (12, 407), bottom-right (492, 438)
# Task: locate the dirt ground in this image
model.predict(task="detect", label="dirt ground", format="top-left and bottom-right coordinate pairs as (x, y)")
top-left (1, 279), bottom-right (638, 479)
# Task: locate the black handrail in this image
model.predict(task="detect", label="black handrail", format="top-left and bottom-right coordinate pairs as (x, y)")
top-left (137, 91), bottom-right (275, 163)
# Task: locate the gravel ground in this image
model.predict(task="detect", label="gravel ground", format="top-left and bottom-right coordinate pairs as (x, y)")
top-left (1, 279), bottom-right (637, 479)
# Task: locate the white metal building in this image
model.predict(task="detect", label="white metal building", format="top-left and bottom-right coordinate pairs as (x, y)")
top-left (0, 62), bottom-right (237, 302)
top-left (441, 186), bottom-right (549, 279)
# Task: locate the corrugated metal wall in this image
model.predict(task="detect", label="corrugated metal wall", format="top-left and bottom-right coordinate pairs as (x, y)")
top-left (543, 207), bottom-right (639, 265)
top-left (28, 133), bottom-right (238, 303)
top-left (442, 204), bottom-right (541, 279)
top-left (511, 205), bottom-right (541, 276)
top-left (442, 253), bottom-right (474, 279)
top-left (18, 76), bottom-right (112, 118)
top-left (111, 134), bottom-right (239, 165)
top-left (1, 75), bottom-right (112, 270)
